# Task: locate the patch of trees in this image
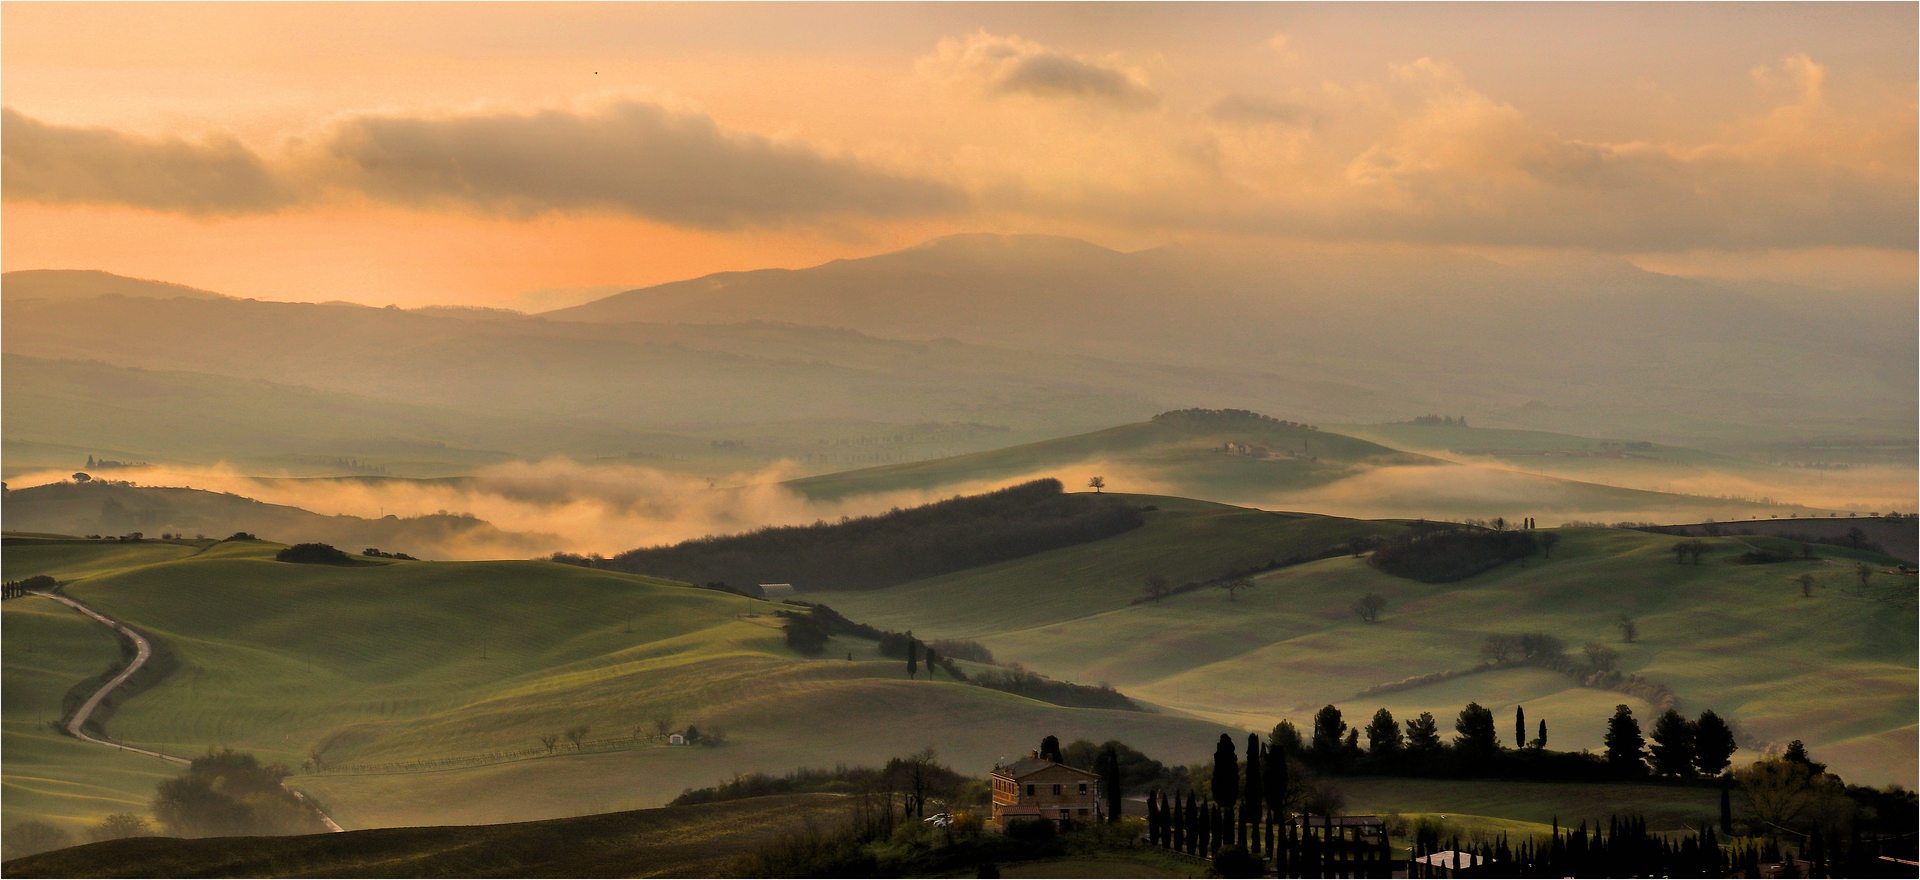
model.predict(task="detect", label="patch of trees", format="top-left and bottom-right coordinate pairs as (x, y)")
top-left (360, 547), bottom-right (416, 560)
top-left (1369, 525), bottom-right (1538, 582)
top-left (1408, 414), bottom-right (1468, 426)
top-left (601, 479), bottom-right (1144, 591)
top-left (3, 574), bottom-right (57, 599)
top-left (273, 543), bottom-right (354, 565)
top-left (1151, 408), bottom-right (1316, 431)
top-left (151, 749), bottom-right (330, 837)
top-left (670, 754), bottom-right (972, 809)
top-left (224, 532), bottom-right (258, 541)
top-left (928, 638), bottom-right (995, 665)
top-left (968, 663), bottom-right (1141, 711)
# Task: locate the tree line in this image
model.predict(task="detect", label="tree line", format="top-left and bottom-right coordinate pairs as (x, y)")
top-left (599, 479), bottom-right (1145, 591)
top-left (1370, 523), bottom-right (1545, 582)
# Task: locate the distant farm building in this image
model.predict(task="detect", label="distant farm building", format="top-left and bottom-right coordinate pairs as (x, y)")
top-left (759, 583), bottom-right (795, 598)
top-left (668, 733), bottom-right (686, 745)
top-left (990, 752), bottom-right (1101, 826)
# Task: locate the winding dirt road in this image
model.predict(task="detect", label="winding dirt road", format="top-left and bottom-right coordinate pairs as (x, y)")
top-left (32, 590), bottom-right (344, 832)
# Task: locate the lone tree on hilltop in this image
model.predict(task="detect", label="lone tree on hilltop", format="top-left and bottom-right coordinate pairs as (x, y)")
top-left (1515, 705), bottom-right (1526, 750)
top-left (1604, 704), bottom-right (1647, 776)
top-left (1617, 614), bottom-right (1638, 643)
top-left (1797, 572), bottom-right (1816, 597)
top-left (1217, 575), bottom-right (1252, 602)
top-left (1353, 592), bottom-right (1387, 623)
top-left (1087, 476), bottom-right (1106, 493)
top-left (1144, 573), bottom-right (1173, 602)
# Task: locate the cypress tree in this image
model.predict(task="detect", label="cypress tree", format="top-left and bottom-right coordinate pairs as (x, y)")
top-left (906, 630), bottom-right (918, 679)
top-left (1536, 718), bottom-right (1548, 750)
top-left (1516, 705), bottom-right (1527, 750)
top-left (1211, 734), bottom-right (1239, 812)
top-left (1102, 743), bottom-right (1122, 824)
top-left (1039, 735), bottom-right (1061, 763)
top-left (1719, 781), bottom-right (1733, 834)
top-left (1243, 734), bottom-right (1263, 854)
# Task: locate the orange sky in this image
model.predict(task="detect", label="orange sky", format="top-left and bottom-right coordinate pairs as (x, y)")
top-left (4, 3), bottom-right (1914, 307)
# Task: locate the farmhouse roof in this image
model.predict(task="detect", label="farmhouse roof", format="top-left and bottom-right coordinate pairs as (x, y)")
top-left (993, 757), bottom-right (1099, 780)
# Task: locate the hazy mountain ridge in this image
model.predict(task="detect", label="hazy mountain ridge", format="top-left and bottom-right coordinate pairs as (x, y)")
top-left (544, 234), bottom-right (1917, 446)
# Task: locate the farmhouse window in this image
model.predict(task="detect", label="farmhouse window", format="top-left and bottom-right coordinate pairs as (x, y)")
top-left (1052, 784), bottom-right (1062, 795)
top-left (1026, 784), bottom-right (1034, 796)
top-left (1078, 783), bottom-right (1087, 794)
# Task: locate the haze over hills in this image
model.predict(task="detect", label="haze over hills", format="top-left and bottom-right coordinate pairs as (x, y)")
top-left (545, 234), bottom-right (1917, 453)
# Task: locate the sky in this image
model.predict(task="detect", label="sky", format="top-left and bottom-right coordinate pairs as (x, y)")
top-left (3, 2), bottom-right (1915, 308)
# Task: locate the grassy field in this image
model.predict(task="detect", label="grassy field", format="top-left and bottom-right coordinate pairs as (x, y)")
top-left (1331, 422), bottom-right (1915, 515)
top-left (1, 595), bottom-right (184, 834)
top-left (1, 537), bottom-right (1229, 831)
top-left (0, 792), bottom-right (853, 878)
top-left (1341, 777), bottom-right (1721, 833)
top-left (819, 522), bottom-right (1917, 787)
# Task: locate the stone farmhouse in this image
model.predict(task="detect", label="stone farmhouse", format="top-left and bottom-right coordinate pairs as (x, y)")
top-left (989, 752), bottom-right (1102, 827)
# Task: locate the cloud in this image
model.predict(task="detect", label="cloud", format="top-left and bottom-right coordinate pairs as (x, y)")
top-left (319, 101), bottom-right (965, 228)
top-left (922, 32), bottom-right (1159, 109)
top-left (0, 108), bottom-right (296, 215)
top-left (1, 102), bottom-right (965, 229)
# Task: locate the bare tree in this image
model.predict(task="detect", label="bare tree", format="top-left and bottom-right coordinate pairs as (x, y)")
top-left (1353, 592), bottom-right (1387, 623)
top-left (1797, 573), bottom-right (1816, 598)
top-left (564, 725), bottom-right (590, 750)
top-left (1538, 531), bottom-right (1561, 558)
top-left (1617, 615), bottom-right (1638, 643)
top-left (1583, 641), bottom-right (1620, 673)
top-left (1218, 575), bottom-right (1253, 602)
top-left (539, 733), bottom-right (560, 754)
top-left (1087, 476), bottom-right (1106, 493)
top-left (1855, 562), bottom-right (1874, 589)
top-left (1143, 573), bottom-right (1173, 602)
top-left (652, 714), bottom-right (675, 740)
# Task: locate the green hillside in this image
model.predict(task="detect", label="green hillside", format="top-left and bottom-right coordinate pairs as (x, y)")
top-left (2, 596), bottom-right (184, 833)
top-left (786, 410), bottom-right (1806, 523)
top-left (817, 521), bottom-right (1917, 787)
top-left (787, 410), bottom-right (1434, 502)
top-left (0, 536), bottom-right (1228, 833)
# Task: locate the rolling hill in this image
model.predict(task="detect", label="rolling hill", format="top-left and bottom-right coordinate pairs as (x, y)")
top-left (785, 409), bottom-right (1810, 523)
top-left (811, 521), bottom-right (1917, 788)
top-left (0, 534), bottom-right (1230, 835)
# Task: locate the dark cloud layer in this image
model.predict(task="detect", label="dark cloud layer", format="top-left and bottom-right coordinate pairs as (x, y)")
top-left (1, 108), bottom-right (296, 215)
top-left (322, 102), bottom-right (964, 228)
top-left (2, 103), bottom-right (964, 228)
top-left (993, 52), bottom-right (1159, 108)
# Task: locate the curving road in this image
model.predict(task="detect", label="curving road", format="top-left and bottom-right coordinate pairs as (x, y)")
top-left (32, 590), bottom-right (344, 833)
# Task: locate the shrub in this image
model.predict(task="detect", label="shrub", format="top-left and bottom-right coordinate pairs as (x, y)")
top-left (1003, 817), bottom-right (1057, 842)
top-left (2, 821), bottom-right (72, 860)
top-left (274, 543), bottom-right (353, 565)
